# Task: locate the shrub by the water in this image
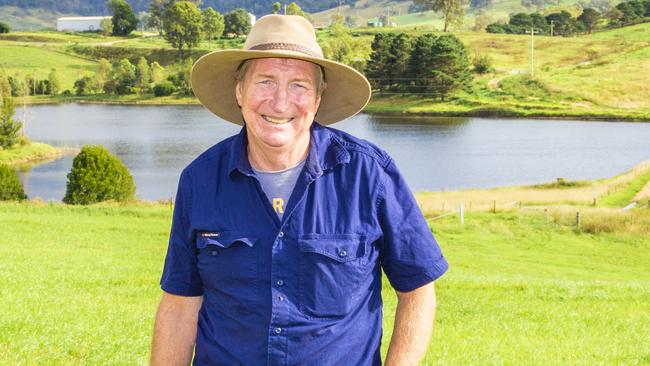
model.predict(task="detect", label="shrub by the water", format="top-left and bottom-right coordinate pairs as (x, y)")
top-left (0, 163), bottom-right (27, 201)
top-left (153, 81), bottom-right (176, 97)
top-left (63, 145), bottom-right (135, 204)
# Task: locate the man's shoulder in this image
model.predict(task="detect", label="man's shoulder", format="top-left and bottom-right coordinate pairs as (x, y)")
top-left (323, 126), bottom-right (392, 168)
top-left (181, 134), bottom-right (238, 178)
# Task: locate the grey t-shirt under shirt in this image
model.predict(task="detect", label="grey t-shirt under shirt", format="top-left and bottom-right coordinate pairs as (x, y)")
top-left (252, 159), bottom-right (306, 219)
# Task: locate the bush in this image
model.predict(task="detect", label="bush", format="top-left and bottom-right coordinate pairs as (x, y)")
top-left (0, 22), bottom-right (9, 33)
top-left (0, 163), bottom-right (27, 201)
top-left (153, 81), bottom-right (176, 97)
top-left (63, 145), bottom-right (135, 205)
top-left (473, 54), bottom-right (495, 74)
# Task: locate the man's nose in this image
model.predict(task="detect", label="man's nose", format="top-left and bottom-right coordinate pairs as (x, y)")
top-left (271, 86), bottom-right (290, 113)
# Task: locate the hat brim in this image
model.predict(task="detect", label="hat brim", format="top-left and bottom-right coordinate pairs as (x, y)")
top-left (191, 49), bottom-right (371, 125)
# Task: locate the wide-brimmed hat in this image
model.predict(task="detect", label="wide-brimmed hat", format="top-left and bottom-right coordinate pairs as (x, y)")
top-left (191, 14), bottom-right (371, 125)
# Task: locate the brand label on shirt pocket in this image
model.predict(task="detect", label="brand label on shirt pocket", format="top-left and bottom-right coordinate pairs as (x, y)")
top-left (196, 231), bottom-right (259, 315)
top-left (298, 233), bottom-right (368, 319)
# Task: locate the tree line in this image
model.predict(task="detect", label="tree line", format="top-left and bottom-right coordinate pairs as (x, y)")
top-left (486, 0), bottom-right (650, 36)
top-left (365, 32), bottom-right (473, 101)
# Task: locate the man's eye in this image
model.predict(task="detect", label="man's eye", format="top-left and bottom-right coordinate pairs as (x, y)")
top-left (258, 80), bottom-right (273, 85)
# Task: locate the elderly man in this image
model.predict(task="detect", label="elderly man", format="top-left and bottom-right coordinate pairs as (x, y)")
top-left (151, 15), bottom-right (448, 366)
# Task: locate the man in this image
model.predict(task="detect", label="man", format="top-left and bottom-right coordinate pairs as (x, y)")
top-left (151, 15), bottom-right (448, 365)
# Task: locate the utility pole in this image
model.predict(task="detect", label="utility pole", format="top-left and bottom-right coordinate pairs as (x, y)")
top-left (525, 27), bottom-right (539, 77)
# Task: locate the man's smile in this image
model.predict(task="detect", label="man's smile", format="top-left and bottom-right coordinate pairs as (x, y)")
top-left (262, 115), bottom-right (294, 125)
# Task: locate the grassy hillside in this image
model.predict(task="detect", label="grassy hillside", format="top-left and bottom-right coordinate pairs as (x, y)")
top-left (0, 170), bottom-right (648, 364)
top-left (0, 6), bottom-right (69, 30)
top-left (1, 21), bottom-right (649, 120)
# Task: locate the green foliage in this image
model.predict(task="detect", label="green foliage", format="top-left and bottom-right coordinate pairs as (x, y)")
top-left (47, 69), bottom-right (60, 95)
top-left (202, 7), bottom-right (224, 43)
top-left (413, 0), bottom-right (465, 32)
top-left (578, 8), bottom-right (600, 33)
top-left (100, 17), bottom-right (113, 37)
top-left (272, 2), bottom-right (281, 14)
top-left (162, 1), bottom-right (204, 53)
top-left (63, 145), bottom-right (135, 205)
top-left (366, 33), bottom-right (413, 91)
top-left (104, 58), bottom-right (137, 95)
top-left (74, 76), bottom-right (92, 95)
top-left (472, 54), bottom-right (494, 74)
top-left (223, 8), bottom-right (251, 37)
top-left (499, 74), bottom-right (550, 99)
top-left (0, 164), bottom-right (26, 201)
top-left (0, 76), bottom-right (23, 150)
top-left (166, 58), bottom-right (193, 95)
top-left (135, 57), bottom-right (151, 92)
top-left (108, 0), bottom-right (138, 36)
top-left (0, 21), bottom-right (9, 33)
top-left (153, 81), bottom-right (176, 96)
top-left (320, 23), bottom-right (369, 72)
top-left (545, 11), bottom-right (578, 37)
top-left (286, 2), bottom-right (310, 19)
top-left (408, 33), bottom-right (472, 100)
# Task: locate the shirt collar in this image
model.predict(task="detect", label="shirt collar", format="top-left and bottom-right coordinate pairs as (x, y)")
top-left (227, 122), bottom-right (350, 179)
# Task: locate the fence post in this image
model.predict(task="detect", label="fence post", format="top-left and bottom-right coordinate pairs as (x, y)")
top-left (492, 200), bottom-right (496, 213)
top-left (576, 211), bottom-right (580, 227)
top-left (459, 203), bottom-right (464, 225)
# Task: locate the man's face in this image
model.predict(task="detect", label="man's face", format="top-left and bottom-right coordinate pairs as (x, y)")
top-left (235, 58), bottom-right (322, 150)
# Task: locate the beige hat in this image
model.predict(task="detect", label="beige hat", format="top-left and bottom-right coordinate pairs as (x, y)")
top-left (191, 14), bottom-right (371, 125)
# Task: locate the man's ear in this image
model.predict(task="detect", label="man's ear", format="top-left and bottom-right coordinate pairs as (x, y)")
top-left (235, 82), bottom-right (243, 108)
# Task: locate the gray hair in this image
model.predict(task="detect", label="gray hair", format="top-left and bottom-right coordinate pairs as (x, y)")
top-left (235, 59), bottom-right (327, 97)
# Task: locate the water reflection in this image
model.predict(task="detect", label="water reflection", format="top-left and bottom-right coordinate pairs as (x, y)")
top-left (17, 104), bottom-right (650, 201)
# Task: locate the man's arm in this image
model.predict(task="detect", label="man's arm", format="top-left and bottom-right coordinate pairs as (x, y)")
top-left (385, 282), bottom-right (436, 366)
top-left (151, 292), bottom-right (203, 366)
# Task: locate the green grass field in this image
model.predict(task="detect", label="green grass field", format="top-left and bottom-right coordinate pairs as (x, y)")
top-left (1, 188), bottom-right (649, 364)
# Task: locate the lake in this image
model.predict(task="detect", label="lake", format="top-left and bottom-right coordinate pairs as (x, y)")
top-left (18, 104), bottom-right (650, 201)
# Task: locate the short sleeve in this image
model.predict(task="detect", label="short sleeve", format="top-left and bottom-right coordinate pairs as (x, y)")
top-left (160, 170), bottom-right (204, 296)
top-left (377, 159), bottom-right (448, 292)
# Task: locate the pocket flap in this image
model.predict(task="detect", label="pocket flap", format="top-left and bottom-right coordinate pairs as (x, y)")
top-left (196, 231), bottom-right (258, 249)
top-left (299, 234), bottom-right (366, 263)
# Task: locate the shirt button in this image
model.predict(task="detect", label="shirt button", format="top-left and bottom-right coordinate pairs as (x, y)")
top-left (278, 295), bottom-right (284, 301)
top-left (274, 327), bottom-right (282, 334)
top-left (278, 231), bottom-right (284, 238)
top-left (338, 249), bottom-right (347, 258)
top-left (276, 280), bottom-right (284, 286)
top-left (210, 250), bottom-right (218, 256)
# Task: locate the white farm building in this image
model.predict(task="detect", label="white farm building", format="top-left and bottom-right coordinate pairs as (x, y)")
top-left (56, 16), bottom-right (112, 32)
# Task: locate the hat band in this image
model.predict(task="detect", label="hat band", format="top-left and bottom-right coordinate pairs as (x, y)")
top-left (249, 42), bottom-right (322, 58)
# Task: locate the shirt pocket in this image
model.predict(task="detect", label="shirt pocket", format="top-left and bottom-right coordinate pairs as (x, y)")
top-left (298, 234), bottom-right (368, 319)
top-left (196, 231), bottom-right (259, 315)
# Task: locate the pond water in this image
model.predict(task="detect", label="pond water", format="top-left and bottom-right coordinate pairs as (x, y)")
top-left (18, 104), bottom-right (650, 201)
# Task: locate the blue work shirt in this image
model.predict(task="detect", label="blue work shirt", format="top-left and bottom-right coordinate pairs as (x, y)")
top-left (160, 122), bottom-right (448, 365)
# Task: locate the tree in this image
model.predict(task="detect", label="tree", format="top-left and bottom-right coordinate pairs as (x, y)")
top-left (47, 69), bottom-right (60, 95)
top-left (286, 2), bottom-right (309, 18)
top-left (100, 17), bottom-right (113, 36)
top-left (407, 33), bottom-right (472, 100)
top-left (224, 8), bottom-right (252, 37)
top-left (0, 76), bottom-right (23, 149)
top-left (0, 21), bottom-right (11, 34)
top-left (63, 145), bottom-right (135, 205)
top-left (151, 61), bottom-right (165, 84)
top-left (578, 8), bottom-right (600, 33)
top-left (203, 7), bottom-right (225, 46)
top-left (136, 57), bottom-right (151, 92)
top-left (0, 163), bottom-right (27, 201)
top-left (104, 59), bottom-right (137, 95)
top-left (272, 2), bottom-right (282, 14)
top-left (92, 58), bottom-right (112, 93)
top-left (367, 33), bottom-right (415, 91)
top-left (472, 10), bottom-right (493, 31)
top-left (108, 0), bottom-right (138, 36)
top-left (545, 11), bottom-right (576, 36)
top-left (148, 0), bottom-right (166, 33)
top-left (413, 0), bottom-right (466, 32)
top-left (320, 23), bottom-right (369, 72)
top-left (163, 1), bottom-right (204, 53)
